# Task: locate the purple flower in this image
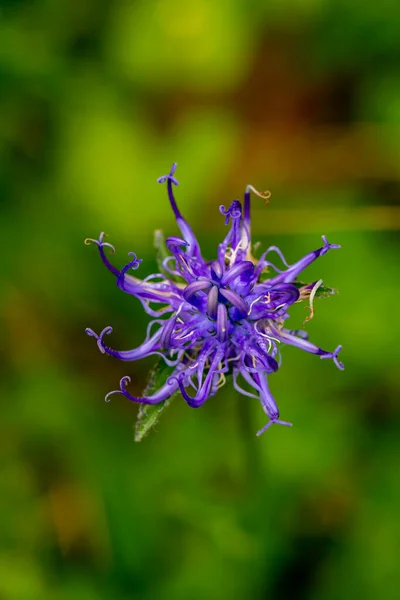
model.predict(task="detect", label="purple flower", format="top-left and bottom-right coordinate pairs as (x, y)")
top-left (85, 163), bottom-right (343, 436)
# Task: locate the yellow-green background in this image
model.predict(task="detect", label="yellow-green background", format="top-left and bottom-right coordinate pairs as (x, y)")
top-left (1, 1), bottom-right (400, 599)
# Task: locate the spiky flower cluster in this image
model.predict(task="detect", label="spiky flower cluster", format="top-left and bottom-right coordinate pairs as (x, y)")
top-left (85, 163), bottom-right (343, 435)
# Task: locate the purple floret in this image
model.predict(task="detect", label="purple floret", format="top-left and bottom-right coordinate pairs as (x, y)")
top-left (85, 163), bottom-right (343, 435)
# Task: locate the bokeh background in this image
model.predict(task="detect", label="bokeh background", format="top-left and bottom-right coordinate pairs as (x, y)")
top-left (1, 1), bottom-right (400, 599)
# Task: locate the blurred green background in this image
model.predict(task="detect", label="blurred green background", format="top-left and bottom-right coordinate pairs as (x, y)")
top-left (1, 0), bottom-right (400, 599)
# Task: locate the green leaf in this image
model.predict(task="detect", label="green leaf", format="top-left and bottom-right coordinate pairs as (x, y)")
top-left (257, 271), bottom-right (338, 299)
top-left (294, 281), bottom-right (338, 299)
top-left (134, 359), bottom-right (179, 442)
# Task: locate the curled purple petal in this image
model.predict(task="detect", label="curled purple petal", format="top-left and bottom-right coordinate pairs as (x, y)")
top-left (158, 163), bottom-right (203, 260)
top-left (320, 344), bottom-right (344, 370)
top-left (157, 162), bottom-right (179, 186)
top-left (168, 348), bottom-right (224, 407)
top-left (85, 326), bottom-right (113, 354)
top-left (256, 419), bottom-right (293, 437)
top-left (86, 326), bottom-right (163, 361)
top-left (84, 232), bottom-right (119, 277)
top-left (84, 234), bottom-right (115, 253)
top-left (159, 316), bottom-right (176, 348)
top-left (269, 236), bottom-right (341, 284)
top-left (106, 374), bottom-right (179, 405)
top-left (117, 252), bottom-right (143, 286)
top-left (320, 235), bottom-right (341, 256)
top-left (219, 200), bottom-right (242, 225)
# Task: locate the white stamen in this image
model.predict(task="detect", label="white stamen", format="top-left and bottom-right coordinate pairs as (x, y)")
top-left (248, 292), bottom-right (271, 316)
top-left (303, 279), bottom-right (323, 326)
top-left (217, 372), bottom-right (226, 389)
top-left (227, 353), bottom-right (241, 363)
top-left (225, 240), bottom-right (245, 267)
top-left (254, 321), bottom-right (281, 353)
top-left (246, 185), bottom-right (271, 201)
top-left (272, 303), bottom-right (286, 313)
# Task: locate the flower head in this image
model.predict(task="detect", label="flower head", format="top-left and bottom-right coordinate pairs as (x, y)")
top-left (85, 163), bottom-right (343, 435)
